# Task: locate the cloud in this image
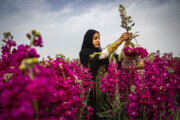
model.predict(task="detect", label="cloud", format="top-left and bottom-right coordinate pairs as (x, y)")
top-left (0, 0), bottom-right (122, 59)
top-left (0, 0), bottom-right (180, 60)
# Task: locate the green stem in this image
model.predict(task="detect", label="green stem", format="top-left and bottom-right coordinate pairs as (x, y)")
top-left (30, 36), bottom-right (35, 48)
top-left (62, 70), bottom-right (65, 79)
top-left (175, 107), bottom-right (180, 120)
top-left (29, 67), bottom-right (34, 79)
top-left (32, 99), bottom-right (39, 120)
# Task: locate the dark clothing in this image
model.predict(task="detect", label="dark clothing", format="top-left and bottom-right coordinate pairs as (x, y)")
top-left (79, 29), bottom-right (105, 80)
top-left (79, 29), bottom-right (121, 120)
top-left (79, 29), bottom-right (107, 120)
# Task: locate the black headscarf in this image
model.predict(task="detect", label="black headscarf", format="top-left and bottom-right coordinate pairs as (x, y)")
top-left (79, 29), bottom-right (102, 67)
top-left (79, 29), bottom-right (108, 80)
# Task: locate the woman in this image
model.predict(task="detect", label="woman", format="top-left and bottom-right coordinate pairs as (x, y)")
top-left (79, 29), bottom-right (130, 120)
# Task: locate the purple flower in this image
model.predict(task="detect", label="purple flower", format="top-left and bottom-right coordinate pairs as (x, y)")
top-left (33, 36), bottom-right (43, 47)
top-left (123, 46), bottom-right (148, 58)
top-left (124, 46), bottom-right (133, 56)
top-left (7, 40), bottom-right (16, 47)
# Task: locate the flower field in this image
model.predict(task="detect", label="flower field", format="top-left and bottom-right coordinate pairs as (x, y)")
top-left (100, 49), bottom-right (180, 120)
top-left (0, 30), bottom-right (179, 120)
top-left (0, 31), bottom-right (94, 120)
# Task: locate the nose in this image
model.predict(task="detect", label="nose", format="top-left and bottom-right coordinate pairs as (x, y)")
top-left (97, 38), bottom-right (100, 43)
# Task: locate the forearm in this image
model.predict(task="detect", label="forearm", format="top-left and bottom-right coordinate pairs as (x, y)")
top-left (99, 39), bottom-right (123, 60)
top-left (107, 39), bottom-right (123, 54)
top-left (99, 48), bottom-right (109, 59)
top-left (90, 39), bottom-right (124, 60)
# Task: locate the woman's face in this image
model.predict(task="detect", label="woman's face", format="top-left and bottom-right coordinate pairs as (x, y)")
top-left (92, 32), bottom-right (100, 48)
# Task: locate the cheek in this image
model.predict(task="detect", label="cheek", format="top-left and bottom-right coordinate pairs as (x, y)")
top-left (94, 41), bottom-right (98, 46)
top-left (92, 40), bottom-right (95, 45)
top-left (92, 40), bottom-right (98, 47)
top-left (93, 40), bottom-right (96, 44)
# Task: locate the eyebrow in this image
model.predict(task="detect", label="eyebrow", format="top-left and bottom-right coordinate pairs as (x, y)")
top-left (93, 36), bottom-right (100, 38)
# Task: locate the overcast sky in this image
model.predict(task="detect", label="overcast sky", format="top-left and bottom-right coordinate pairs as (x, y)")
top-left (0, 0), bottom-right (180, 59)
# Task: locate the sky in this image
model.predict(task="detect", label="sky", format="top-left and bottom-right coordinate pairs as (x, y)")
top-left (0, 0), bottom-right (180, 60)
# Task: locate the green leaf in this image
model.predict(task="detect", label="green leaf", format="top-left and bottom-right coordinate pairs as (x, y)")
top-left (168, 68), bottom-right (174, 73)
top-left (131, 23), bottom-right (135, 26)
top-left (134, 38), bottom-right (138, 44)
top-left (121, 24), bottom-right (125, 28)
top-left (97, 111), bottom-right (112, 118)
top-left (103, 102), bottom-right (110, 110)
top-left (4, 73), bottom-right (13, 82)
top-left (128, 26), bottom-right (131, 31)
top-left (130, 42), bottom-right (135, 48)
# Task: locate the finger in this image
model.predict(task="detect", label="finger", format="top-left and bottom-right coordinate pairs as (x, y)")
top-left (124, 32), bottom-right (129, 35)
top-left (125, 33), bottom-right (130, 36)
top-left (125, 34), bottom-right (130, 38)
top-left (125, 33), bottom-right (130, 37)
top-left (124, 36), bottom-right (128, 39)
top-left (126, 35), bottom-right (131, 39)
top-left (126, 33), bottom-right (130, 36)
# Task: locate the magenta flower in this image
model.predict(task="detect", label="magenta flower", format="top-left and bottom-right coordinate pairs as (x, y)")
top-left (0, 32), bottom-right (93, 120)
top-left (1, 31), bottom-right (179, 120)
top-left (124, 46), bottom-right (133, 56)
top-left (123, 46), bottom-right (148, 58)
top-left (33, 36), bottom-right (43, 47)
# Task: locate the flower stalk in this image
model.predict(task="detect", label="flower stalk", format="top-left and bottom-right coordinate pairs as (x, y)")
top-left (118, 4), bottom-right (140, 61)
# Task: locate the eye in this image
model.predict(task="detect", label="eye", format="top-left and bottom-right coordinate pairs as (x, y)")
top-left (94, 37), bottom-right (99, 40)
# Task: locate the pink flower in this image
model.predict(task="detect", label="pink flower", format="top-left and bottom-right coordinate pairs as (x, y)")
top-left (123, 46), bottom-right (148, 58)
top-left (124, 46), bottom-right (133, 56)
top-left (33, 36), bottom-right (43, 47)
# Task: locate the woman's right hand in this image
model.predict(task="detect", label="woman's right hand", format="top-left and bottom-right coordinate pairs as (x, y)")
top-left (119, 32), bottom-right (131, 42)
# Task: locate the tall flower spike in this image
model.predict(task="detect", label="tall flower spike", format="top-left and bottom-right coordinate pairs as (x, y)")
top-left (119, 4), bottom-right (129, 26)
top-left (119, 4), bottom-right (132, 31)
top-left (118, 4), bottom-right (140, 61)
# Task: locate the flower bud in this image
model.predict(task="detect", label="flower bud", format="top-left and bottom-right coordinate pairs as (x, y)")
top-left (45, 61), bottom-right (49, 66)
top-left (35, 32), bottom-right (41, 37)
top-left (11, 36), bottom-right (13, 40)
top-left (4, 73), bottom-right (13, 82)
top-left (33, 57), bottom-right (38, 63)
top-left (7, 32), bottom-right (11, 36)
top-left (26, 33), bottom-right (31, 39)
top-left (26, 58), bottom-right (33, 64)
top-left (153, 105), bottom-right (157, 109)
top-left (138, 61), bottom-right (144, 69)
top-left (3, 32), bottom-right (7, 36)
top-left (2, 39), bottom-right (6, 42)
top-left (19, 63), bottom-right (26, 70)
top-left (76, 79), bottom-right (82, 84)
top-left (31, 30), bottom-right (36, 35)
top-left (159, 86), bottom-right (163, 90)
top-left (10, 66), bottom-right (14, 69)
top-left (130, 85), bottom-right (136, 93)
